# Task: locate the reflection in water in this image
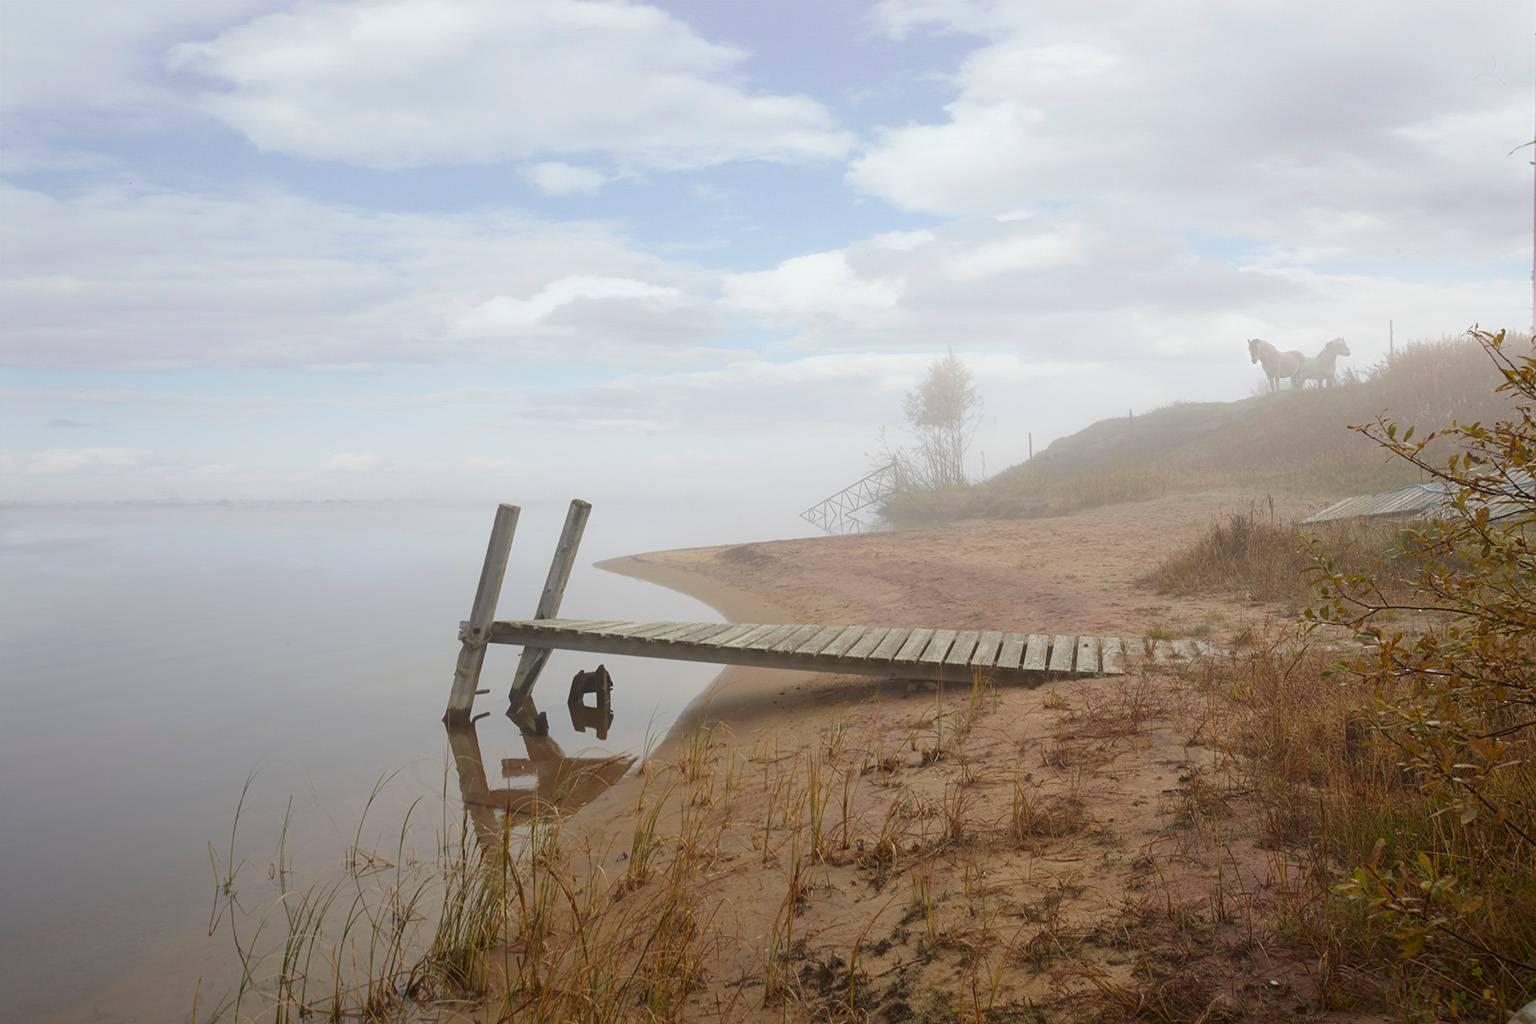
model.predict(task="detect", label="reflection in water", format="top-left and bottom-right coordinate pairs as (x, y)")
top-left (447, 671), bottom-right (634, 846)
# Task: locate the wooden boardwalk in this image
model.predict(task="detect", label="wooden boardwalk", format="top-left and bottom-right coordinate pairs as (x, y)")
top-left (444, 499), bottom-right (1217, 722)
top-left (475, 617), bottom-right (1214, 686)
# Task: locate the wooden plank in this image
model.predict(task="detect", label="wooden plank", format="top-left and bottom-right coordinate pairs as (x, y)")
top-left (821, 625), bottom-right (867, 659)
top-left (1152, 639), bottom-right (1176, 664)
top-left (893, 628), bottom-right (935, 664)
top-left (577, 620), bottom-right (630, 635)
top-left (1022, 634), bottom-right (1050, 672)
top-left (796, 624), bottom-right (848, 656)
top-left (945, 630), bottom-right (980, 667)
top-left (996, 633), bottom-right (1028, 670)
top-left (1074, 635), bottom-right (1100, 675)
top-left (870, 627), bottom-right (910, 661)
top-left (920, 629), bottom-right (957, 665)
top-left (604, 621), bottom-right (666, 637)
top-left (971, 630), bottom-right (1003, 668)
top-left (629, 621), bottom-right (688, 640)
top-left (845, 627), bottom-right (891, 660)
top-left (771, 624), bottom-right (821, 652)
top-left (446, 503), bottom-right (520, 722)
top-left (1099, 637), bottom-right (1125, 675)
top-left (509, 499), bottom-right (592, 703)
top-left (1047, 634), bottom-right (1075, 673)
top-left (1171, 639), bottom-right (1198, 660)
top-left (720, 623), bottom-right (783, 649)
top-left (742, 623), bottom-right (800, 650)
top-left (668, 623), bottom-right (734, 644)
top-left (700, 623), bottom-right (757, 647)
top-left (650, 621), bottom-right (709, 642)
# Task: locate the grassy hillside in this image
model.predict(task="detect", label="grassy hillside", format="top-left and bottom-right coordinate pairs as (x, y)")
top-left (885, 336), bottom-right (1529, 524)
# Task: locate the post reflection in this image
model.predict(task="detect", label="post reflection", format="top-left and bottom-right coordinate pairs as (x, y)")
top-left (445, 686), bottom-right (634, 846)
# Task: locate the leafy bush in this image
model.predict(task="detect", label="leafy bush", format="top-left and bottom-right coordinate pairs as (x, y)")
top-left (1307, 328), bottom-right (1536, 1016)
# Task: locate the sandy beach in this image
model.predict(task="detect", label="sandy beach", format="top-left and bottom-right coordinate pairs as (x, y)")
top-left (595, 490), bottom-right (1313, 739)
top-left (552, 490), bottom-right (1368, 1022)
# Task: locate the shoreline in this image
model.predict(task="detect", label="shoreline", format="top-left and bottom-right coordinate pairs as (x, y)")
top-left (557, 493), bottom-right (1353, 1020)
top-left (595, 550), bottom-right (842, 746)
top-left (590, 489), bottom-right (1313, 751)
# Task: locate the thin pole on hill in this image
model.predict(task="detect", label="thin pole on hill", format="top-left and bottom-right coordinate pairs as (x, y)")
top-left (1028, 432), bottom-right (1033, 459)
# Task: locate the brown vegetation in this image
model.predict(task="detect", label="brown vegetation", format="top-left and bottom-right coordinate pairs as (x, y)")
top-left (887, 336), bottom-right (1526, 525)
top-left (1139, 505), bottom-right (1408, 607)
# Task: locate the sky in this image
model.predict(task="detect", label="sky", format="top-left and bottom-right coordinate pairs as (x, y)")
top-left (1, 0), bottom-right (1533, 507)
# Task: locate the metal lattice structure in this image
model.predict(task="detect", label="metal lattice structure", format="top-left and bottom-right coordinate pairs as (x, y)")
top-left (800, 462), bottom-right (901, 534)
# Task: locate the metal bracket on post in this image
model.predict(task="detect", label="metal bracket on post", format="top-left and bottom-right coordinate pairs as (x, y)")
top-left (507, 498), bottom-right (591, 706)
top-left (444, 503), bottom-right (519, 723)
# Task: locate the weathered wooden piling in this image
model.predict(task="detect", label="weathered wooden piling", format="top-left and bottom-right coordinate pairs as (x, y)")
top-left (444, 503), bottom-right (519, 723)
top-left (507, 499), bottom-right (591, 706)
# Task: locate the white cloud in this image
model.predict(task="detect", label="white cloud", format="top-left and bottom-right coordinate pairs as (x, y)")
top-left (524, 162), bottom-right (610, 196)
top-left (167, 0), bottom-right (852, 169)
top-left (852, 0), bottom-right (1531, 267)
top-left (25, 447), bottom-right (153, 473)
top-left (870, 230), bottom-right (935, 252)
top-left (320, 452), bottom-right (386, 472)
top-left (454, 276), bottom-right (683, 336)
top-left (0, 183), bottom-right (717, 368)
top-left (0, 0), bottom-right (264, 113)
top-left (942, 226), bottom-right (1085, 281)
top-left (722, 251), bottom-right (902, 328)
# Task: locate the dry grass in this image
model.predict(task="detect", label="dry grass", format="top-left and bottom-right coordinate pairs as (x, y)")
top-left (887, 335), bottom-right (1528, 525)
top-left (1139, 504), bottom-right (1409, 605)
top-left (1199, 637), bottom-right (1536, 1020)
top-left (208, 649), bottom-right (1535, 1022)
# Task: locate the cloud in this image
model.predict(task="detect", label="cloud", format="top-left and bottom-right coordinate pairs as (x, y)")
top-left (0, 0), bottom-right (263, 113)
top-left (853, 0), bottom-right (1532, 267)
top-left (524, 162), bottom-right (610, 196)
top-left (320, 452), bottom-right (387, 472)
top-left (942, 226), bottom-right (1085, 281)
top-left (0, 183), bottom-right (717, 368)
top-left (722, 251), bottom-right (903, 329)
top-left (167, 0), bottom-right (852, 169)
top-left (453, 275), bottom-right (684, 336)
top-left (24, 447), bottom-right (153, 473)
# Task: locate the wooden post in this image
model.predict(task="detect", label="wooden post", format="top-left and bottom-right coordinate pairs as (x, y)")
top-left (507, 499), bottom-right (591, 705)
top-left (444, 503), bottom-right (519, 723)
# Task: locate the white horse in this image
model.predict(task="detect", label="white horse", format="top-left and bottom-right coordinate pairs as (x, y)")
top-left (1248, 338), bottom-right (1305, 393)
top-left (1291, 338), bottom-right (1351, 388)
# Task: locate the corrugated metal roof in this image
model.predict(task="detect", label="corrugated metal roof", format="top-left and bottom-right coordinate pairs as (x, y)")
top-left (1303, 473), bottom-right (1533, 525)
top-left (1302, 483), bottom-right (1450, 524)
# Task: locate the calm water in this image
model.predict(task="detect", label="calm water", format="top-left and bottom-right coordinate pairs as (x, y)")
top-left (0, 499), bottom-right (804, 1023)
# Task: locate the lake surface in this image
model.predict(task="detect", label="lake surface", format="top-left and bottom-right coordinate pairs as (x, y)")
top-left (0, 499), bottom-right (806, 1023)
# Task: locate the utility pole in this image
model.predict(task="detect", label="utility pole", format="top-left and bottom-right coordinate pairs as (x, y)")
top-left (1027, 432), bottom-right (1033, 460)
